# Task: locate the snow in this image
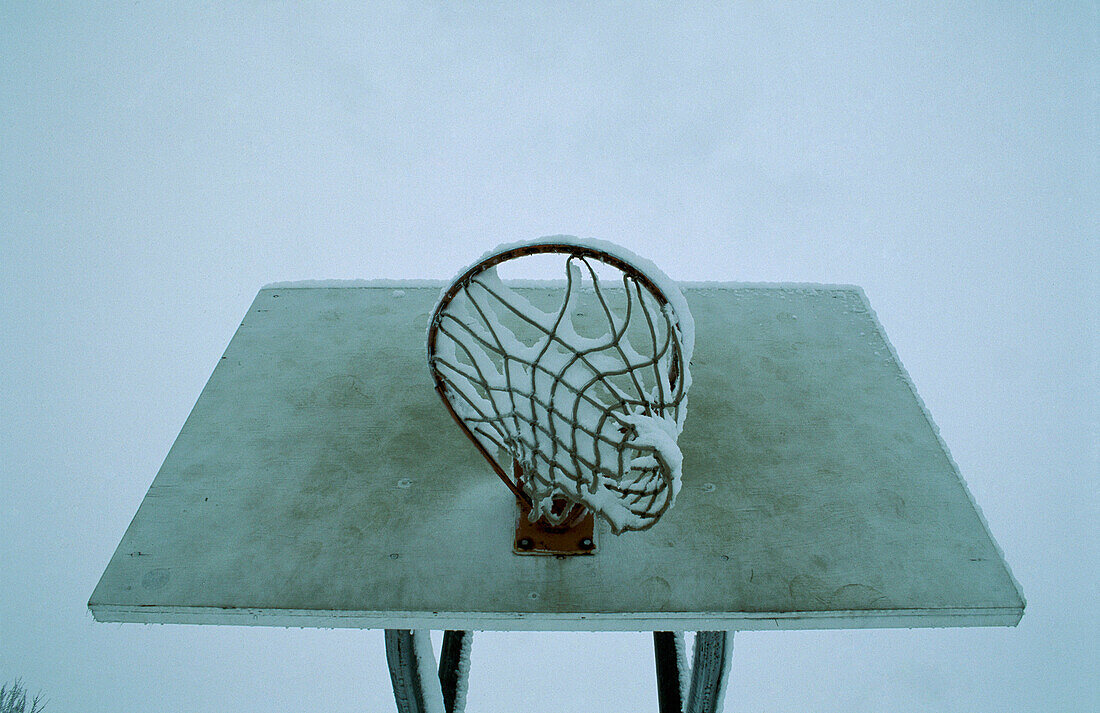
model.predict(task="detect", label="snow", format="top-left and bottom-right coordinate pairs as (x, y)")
top-left (451, 631), bottom-right (472, 713)
top-left (472, 267), bottom-right (560, 337)
top-left (412, 630), bottom-right (446, 713)
top-left (621, 411), bottom-right (685, 497)
top-left (434, 235), bottom-right (694, 361)
top-left (674, 632), bottom-right (690, 703)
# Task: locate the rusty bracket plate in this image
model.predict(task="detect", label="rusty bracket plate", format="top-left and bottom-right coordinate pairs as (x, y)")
top-left (513, 498), bottom-right (596, 556)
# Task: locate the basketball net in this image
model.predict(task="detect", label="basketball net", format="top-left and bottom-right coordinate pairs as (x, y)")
top-left (428, 241), bottom-right (692, 534)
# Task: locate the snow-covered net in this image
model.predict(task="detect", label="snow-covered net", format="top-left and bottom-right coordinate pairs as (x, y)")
top-left (427, 242), bottom-right (692, 534)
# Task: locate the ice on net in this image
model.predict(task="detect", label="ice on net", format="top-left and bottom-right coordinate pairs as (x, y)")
top-left (429, 238), bottom-right (693, 534)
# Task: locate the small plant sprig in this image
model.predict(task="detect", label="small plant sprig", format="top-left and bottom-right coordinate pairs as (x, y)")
top-left (0, 679), bottom-right (46, 713)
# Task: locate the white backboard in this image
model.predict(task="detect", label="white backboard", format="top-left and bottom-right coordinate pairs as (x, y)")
top-left (89, 284), bottom-right (1023, 631)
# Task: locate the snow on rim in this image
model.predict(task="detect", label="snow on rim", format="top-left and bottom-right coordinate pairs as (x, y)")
top-left (430, 235), bottom-right (695, 363)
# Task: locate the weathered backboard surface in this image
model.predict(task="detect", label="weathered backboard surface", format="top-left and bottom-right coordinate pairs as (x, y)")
top-left (90, 284), bottom-right (1023, 631)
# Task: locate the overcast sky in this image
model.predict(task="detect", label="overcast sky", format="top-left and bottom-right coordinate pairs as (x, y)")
top-left (2, 3), bottom-right (1096, 712)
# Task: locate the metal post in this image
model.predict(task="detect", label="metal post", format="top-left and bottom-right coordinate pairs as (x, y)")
top-left (388, 629), bottom-right (729, 713)
top-left (386, 630), bottom-right (472, 713)
top-left (685, 632), bottom-right (732, 713)
top-left (653, 632), bottom-right (685, 713)
top-left (385, 630), bottom-right (431, 713)
top-left (653, 631), bottom-right (733, 713)
top-left (438, 630), bottom-right (471, 713)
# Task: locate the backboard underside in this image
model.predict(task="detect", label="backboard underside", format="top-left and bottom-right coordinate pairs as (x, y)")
top-left (90, 285), bottom-right (1023, 631)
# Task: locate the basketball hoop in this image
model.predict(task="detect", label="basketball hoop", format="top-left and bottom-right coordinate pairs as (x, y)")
top-left (427, 238), bottom-right (695, 543)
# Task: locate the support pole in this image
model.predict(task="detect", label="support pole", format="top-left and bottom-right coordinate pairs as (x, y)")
top-left (653, 632), bottom-right (686, 713)
top-left (386, 630), bottom-right (472, 713)
top-left (438, 630), bottom-right (471, 713)
top-left (653, 631), bottom-right (733, 713)
top-left (387, 629), bottom-right (729, 713)
top-left (384, 630), bottom-right (432, 713)
top-left (685, 632), bottom-right (732, 713)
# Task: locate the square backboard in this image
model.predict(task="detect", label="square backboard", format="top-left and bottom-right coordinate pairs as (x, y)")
top-left (90, 284), bottom-right (1023, 631)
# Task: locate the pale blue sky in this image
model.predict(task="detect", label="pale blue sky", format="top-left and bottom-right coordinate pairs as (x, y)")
top-left (1, 3), bottom-right (1096, 711)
